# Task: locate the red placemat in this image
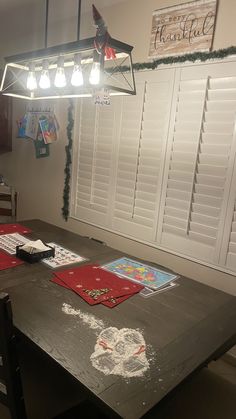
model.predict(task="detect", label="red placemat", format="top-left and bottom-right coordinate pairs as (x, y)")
top-left (0, 250), bottom-right (24, 270)
top-left (53, 264), bottom-right (144, 305)
top-left (102, 294), bottom-right (133, 307)
top-left (0, 223), bottom-right (32, 235)
top-left (51, 275), bottom-right (134, 308)
top-left (51, 276), bottom-right (70, 289)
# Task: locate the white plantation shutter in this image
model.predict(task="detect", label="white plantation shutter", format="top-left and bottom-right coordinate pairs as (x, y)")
top-left (225, 199), bottom-right (236, 270)
top-left (112, 70), bottom-right (175, 241)
top-left (73, 97), bottom-right (119, 226)
top-left (220, 142), bottom-right (236, 271)
top-left (71, 59), bottom-right (236, 275)
top-left (159, 77), bottom-right (208, 239)
top-left (158, 61), bottom-right (236, 264)
top-left (189, 75), bottom-right (236, 260)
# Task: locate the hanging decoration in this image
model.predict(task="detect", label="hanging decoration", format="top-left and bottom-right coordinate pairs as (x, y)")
top-left (34, 116), bottom-right (50, 158)
top-left (94, 88), bottom-right (111, 106)
top-left (16, 108), bottom-right (57, 159)
top-left (62, 99), bottom-right (74, 221)
top-left (93, 4), bottom-right (116, 60)
top-left (61, 45), bottom-right (236, 221)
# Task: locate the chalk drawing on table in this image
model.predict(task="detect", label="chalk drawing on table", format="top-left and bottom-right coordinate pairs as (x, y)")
top-left (62, 303), bottom-right (151, 378)
top-left (90, 327), bottom-right (149, 378)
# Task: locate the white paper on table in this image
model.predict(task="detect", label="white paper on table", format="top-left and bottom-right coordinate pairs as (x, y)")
top-left (42, 242), bottom-right (87, 268)
top-left (21, 239), bottom-right (51, 254)
top-left (0, 233), bottom-right (30, 254)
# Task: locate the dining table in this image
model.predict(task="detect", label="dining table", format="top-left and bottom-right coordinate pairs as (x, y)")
top-left (0, 219), bottom-right (236, 419)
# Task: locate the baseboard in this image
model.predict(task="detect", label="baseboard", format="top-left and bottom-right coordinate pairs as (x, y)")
top-left (223, 346), bottom-right (236, 367)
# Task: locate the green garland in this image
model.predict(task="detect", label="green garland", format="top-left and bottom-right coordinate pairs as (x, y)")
top-left (62, 46), bottom-right (236, 221)
top-left (120, 45), bottom-right (236, 72)
top-left (62, 99), bottom-right (74, 221)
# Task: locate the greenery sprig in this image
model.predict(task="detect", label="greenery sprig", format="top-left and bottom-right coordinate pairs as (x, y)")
top-left (62, 99), bottom-right (74, 221)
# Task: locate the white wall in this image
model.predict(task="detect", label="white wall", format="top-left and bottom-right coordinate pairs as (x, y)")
top-left (0, 0), bottom-right (236, 295)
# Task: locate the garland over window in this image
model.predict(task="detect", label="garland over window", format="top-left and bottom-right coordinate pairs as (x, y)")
top-left (62, 99), bottom-right (74, 221)
top-left (126, 45), bottom-right (236, 72)
top-left (62, 46), bottom-right (236, 221)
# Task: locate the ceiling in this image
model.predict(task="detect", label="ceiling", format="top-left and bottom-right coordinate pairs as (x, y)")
top-left (82, 0), bottom-right (127, 12)
top-left (0, 0), bottom-right (127, 13)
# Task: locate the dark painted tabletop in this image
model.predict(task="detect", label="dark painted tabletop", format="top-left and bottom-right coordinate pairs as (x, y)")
top-left (1, 220), bottom-right (236, 419)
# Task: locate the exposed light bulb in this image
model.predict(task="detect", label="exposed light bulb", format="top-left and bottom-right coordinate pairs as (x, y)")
top-left (71, 54), bottom-right (83, 87)
top-left (54, 56), bottom-right (66, 88)
top-left (89, 51), bottom-right (104, 86)
top-left (39, 60), bottom-right (50, 89)
top-left (71, 64), bottom-right (84, 86)
top-left (27, 72), bottom-right (37, 90)
top-left (39, 70), bottom-right (50, 89)
top-left (27, 63), bottom-right (37, 90)
top-left (89, 62), bottom-right (101, 85)
top-left (71, 68), bottom-right (83, 88)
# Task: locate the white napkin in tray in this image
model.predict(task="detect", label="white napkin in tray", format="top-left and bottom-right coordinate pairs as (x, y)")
top-left (20, 239), bottom-right (51, 254)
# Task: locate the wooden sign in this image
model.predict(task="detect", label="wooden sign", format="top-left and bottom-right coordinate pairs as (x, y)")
top-left (149, 0), bottom-right (218, 59)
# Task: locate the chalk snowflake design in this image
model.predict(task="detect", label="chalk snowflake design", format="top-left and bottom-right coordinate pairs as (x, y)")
top-left (90, 327), bottom-right (149, 378)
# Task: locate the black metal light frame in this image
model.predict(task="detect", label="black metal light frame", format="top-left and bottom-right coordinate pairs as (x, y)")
top-left (0, 0), bottom-right (136, 100)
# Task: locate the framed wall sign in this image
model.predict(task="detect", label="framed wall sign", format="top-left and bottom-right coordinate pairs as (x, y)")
top-left (149, 0), bottom-right (218, 59)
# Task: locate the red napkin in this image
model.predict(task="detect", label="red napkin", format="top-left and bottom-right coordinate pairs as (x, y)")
top-left (53, 264), bottom-right (144, 306)
top-left (51, 275), bottom-right (134, 307)
top-left (0, 250), bottom-right (24, 270)
top-left (102, 294), bottom-right (134, 307)
top-left (51, 276), bottom-right (70, 289)
top-left (0, 223), bottom-right (32, 235)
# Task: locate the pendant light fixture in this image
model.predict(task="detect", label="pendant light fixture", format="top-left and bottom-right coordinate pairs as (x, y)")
top-left (0, 0), bottom-right (136, 100)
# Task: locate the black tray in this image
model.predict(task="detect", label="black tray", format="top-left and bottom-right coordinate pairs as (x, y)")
top-left (16, 243), bottom-right (55, 263)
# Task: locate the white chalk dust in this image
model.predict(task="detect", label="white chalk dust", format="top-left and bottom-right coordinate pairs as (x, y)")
top-left (90, 327), bottom-right (149, 378)
top-left (62, 303), bottom-right (105, 330)
top-left (62, 304), bottom-right (150, 378)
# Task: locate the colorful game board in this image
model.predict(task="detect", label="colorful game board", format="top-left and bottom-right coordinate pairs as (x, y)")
top-left (42, 243), bottom-right (87, 268)
top-left (102, 257), bottom-right (178, 290)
